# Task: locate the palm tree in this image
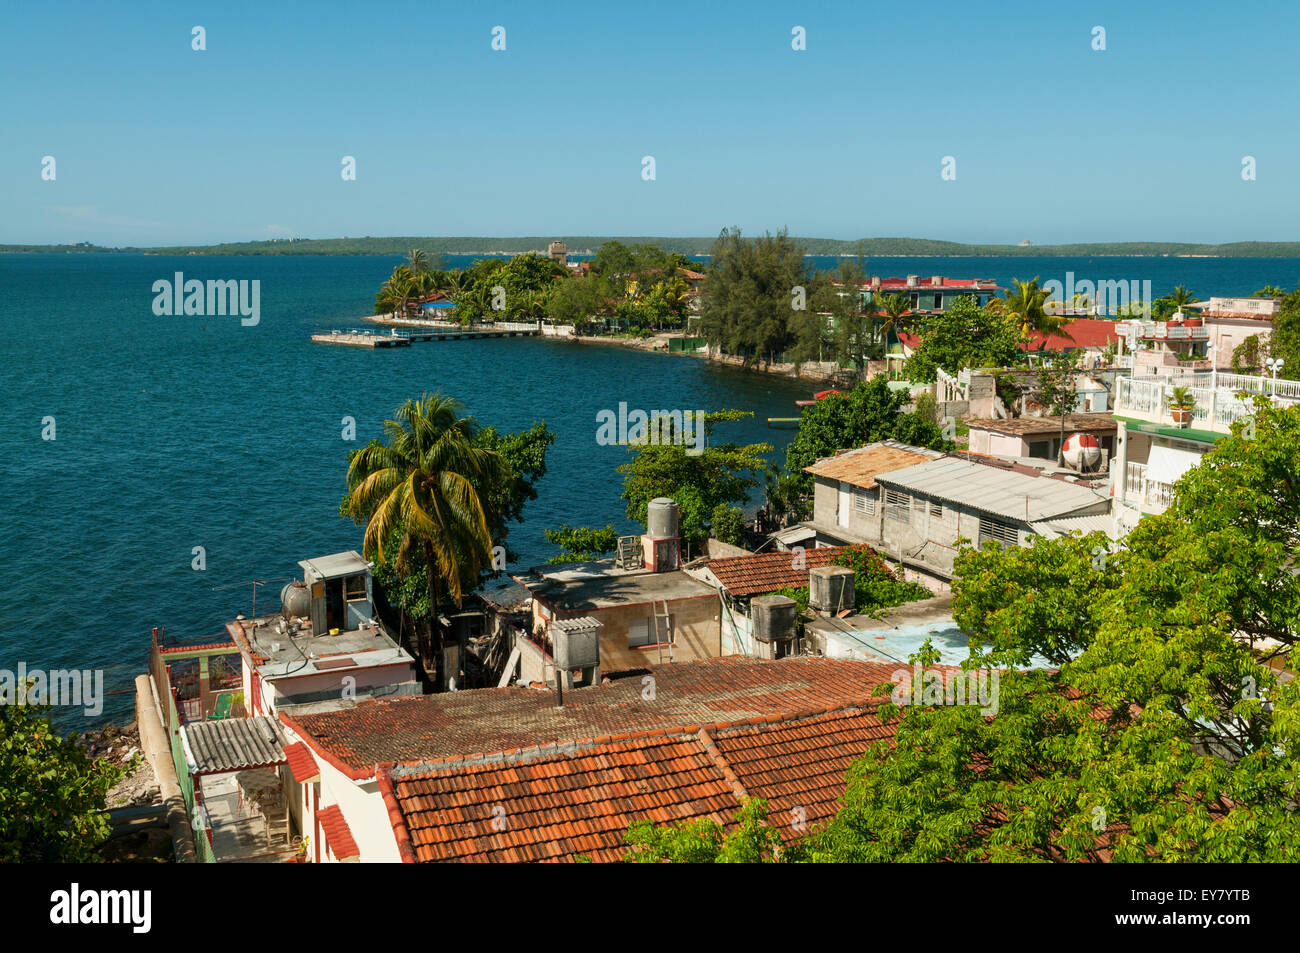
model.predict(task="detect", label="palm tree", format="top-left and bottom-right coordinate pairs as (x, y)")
top-left (406, 248), bottom-right (429, 275)
top-left (1000, 277), bottom-right (1071, 360)
top-left (875, 293), bottom-right (912, 354)
top-left (343, 395), bottom-right (506, 672)
top-left (1168, 285), bottom-right (1196, 312)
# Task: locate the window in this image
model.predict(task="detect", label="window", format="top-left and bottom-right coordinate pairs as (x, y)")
top-left (628, 615), bottom-right (672, 648)
top-left (929, 500), bottom-right (943, 518)
top-left (884, 489), bottom-right (911, 522)
top-left (933, 293), bottom-right (942, 310)
top-left (978, 517), bottom-right (1019, 547)
top-left (854, 487), bottom-right (877, 514)
top-left (343, 574), bottom-right (367, 601)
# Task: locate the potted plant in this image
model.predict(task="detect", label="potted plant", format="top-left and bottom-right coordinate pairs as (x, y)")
top-left (1169, 386), bottom-right (1196, 427)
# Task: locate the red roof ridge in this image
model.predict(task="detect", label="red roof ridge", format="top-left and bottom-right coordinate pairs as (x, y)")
top-left (697, 728), bottom-right (748, 802)
top-left (284, 742), bottom-right (320, 785)
top-left (317, 802), bottom-right (361, 861)
top-left (385, 696), bottom-right (888, 781)
top-left (376, 762), bottom-right (417, 863)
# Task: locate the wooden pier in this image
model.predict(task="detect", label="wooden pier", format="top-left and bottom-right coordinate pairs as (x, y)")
top-left (312, 324), bottom-right (541, 348)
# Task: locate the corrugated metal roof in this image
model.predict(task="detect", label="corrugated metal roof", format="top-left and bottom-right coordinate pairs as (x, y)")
top-left (875, 457), bottom-right (1107, 522)
top-left (1030, 514), bottom-right (1120, 541)
top-left (803, 440), bottom-right (945, 488)
top-left (299, 551), bottom-right (370, 580)
top-left (183, 716), bottom-right (287, 775)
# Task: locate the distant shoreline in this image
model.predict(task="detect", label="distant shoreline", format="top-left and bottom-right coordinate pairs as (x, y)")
top-left (6, 237), bottom-right (1300, 259)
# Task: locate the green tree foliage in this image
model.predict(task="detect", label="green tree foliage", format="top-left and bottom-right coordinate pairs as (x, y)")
top-left (1231, 334), bottom-right (1269, 374)
top-left (1266, 282), bottom-right (1300, 375)
top-left (0, 694), bottom-right (121, 862)
top-left (341, 395), bottom-right (507, 611)
top-left (544, 524), bottom-right (620, 564)
top-left (546, 274), bottom-right (614, 328)
top-left (803, 399), bottom-right (1300, 861)
top-left (623, 799), bottom-right (790, 863)
top-left (353, 419), bottom-right (554, 624)
top-left (782, 377), bottom-right (953, 494)
top-left (617, 410), bottom-right (771, 553)
top-left (709, 503), bottom-right (746, 547)
top-left (903, 297), bottom-right (1025, 382)
top-left (451, 253), bottom-right (566, 323)
top-left (699, 228), bottom-right (818, 365)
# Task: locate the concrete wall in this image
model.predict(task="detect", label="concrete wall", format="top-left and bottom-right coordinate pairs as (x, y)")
top-left (1208, 317), bottom-right (1273, 367)
top-left (267, 663), bottom-right (417, 711)
top-left (534, 596), bottom-right (722, 672)
top-left (817, 477), bottom-right (1107, 578)
top-left (813, 476), bottom-right (883, 542)
top-left (281, 725), bottom-right (400, 864)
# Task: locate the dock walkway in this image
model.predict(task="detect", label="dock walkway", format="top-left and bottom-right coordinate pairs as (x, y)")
top-left (311, 323), bottom-right (542, 348)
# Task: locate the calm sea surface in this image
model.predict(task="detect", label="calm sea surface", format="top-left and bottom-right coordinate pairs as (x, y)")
top-left (2, 252), bottom-right (1297, 726)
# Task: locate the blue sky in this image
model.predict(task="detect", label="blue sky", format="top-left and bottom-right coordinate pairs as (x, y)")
top-left (3, 0), bottom-right (1298, 246)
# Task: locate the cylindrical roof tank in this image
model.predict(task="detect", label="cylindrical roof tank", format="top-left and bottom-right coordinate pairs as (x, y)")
top-left (646, 497), bottom-right (680, 539)
top-left (281, 581), bottom-right (311, 619)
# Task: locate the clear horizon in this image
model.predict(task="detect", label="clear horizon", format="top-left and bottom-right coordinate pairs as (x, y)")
top-left (5, 0), bottom-right (1299, 247)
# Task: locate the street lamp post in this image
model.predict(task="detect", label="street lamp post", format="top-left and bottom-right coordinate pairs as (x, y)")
top-left (1265, 357), bottom-right (1285, 396)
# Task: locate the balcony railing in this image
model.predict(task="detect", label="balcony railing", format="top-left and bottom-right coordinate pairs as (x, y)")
top-left (1124, 462), bottom-right (1176, 511)
top-left (1116, 373), bottom-right (1294, 434)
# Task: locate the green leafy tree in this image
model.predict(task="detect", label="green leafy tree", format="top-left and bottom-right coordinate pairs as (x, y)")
top-left (618, 410), bottom-right (771, 553)
top-left (783, 377), bottom-right (952, 494)
top-left (623, 799), bottom-right (792, 863)
top-left (544, 524), bottom-right (620, 564)
top-left (902, 297), bottom-right (1024, 382)
top-left (802, 399), bottom-right (1300, 862)
top-left (700, 227), bottom-right (815, 365)
top-left (709, 503), bottom-right (746, 547)
top-left (1266, 282), bottom-right (1300, 376)
top-left (0, 694), bottom-right (121, 862)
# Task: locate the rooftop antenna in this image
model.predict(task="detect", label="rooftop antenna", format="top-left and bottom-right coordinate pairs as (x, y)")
top-left (210, 577), bottom-right (294, 619)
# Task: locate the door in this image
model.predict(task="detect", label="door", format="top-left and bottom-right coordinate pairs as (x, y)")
top-left (838, 481), bottom-right (851, 528)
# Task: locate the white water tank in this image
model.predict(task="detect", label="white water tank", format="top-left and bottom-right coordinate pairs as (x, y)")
top-left (1062, 433), bottom-right (1102, 471)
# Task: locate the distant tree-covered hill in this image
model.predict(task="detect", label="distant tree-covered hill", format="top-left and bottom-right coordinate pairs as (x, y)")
top-left (5, 236), bottom-right (1300, 257)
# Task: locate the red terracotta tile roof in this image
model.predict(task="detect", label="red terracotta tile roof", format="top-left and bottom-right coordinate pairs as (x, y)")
top-left (382, 703), bottom-right (898, 862)
top-left (896, 318), bottom-right (1122, 353)
top-left (317, 803), bottom-right (360, 860)
top-left (706, 545), bottom-right (865, 597)
top-left (389, 734), bottom-right (737, 862)
top-left (282, 656), bottom-right (900, 779)
top-left (710, 708), bottom-right (895, 836)
top-left (1028, 318), bottom-right (1122, 351)
top-left (158, 641), bottom-right (238, 656)
top-left (284, 742), bottom-right (319, 784)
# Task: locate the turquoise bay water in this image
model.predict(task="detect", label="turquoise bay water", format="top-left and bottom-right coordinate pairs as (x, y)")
top-left (0, 253), bottom-right (810, 725)
top-left (1, 252), bottom-right (1297, 726)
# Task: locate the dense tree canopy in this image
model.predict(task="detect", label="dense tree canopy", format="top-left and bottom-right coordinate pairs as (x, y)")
top-left (634, 400), bottom-right (1300, 861)
top-left (782, 377), bottom-right (953, 493)
top-left (0, 697), bottom-right (121, 862)
top-left (903, 296), bottom-right (1025, 382)
top-left (699, 228), bottom-right (822, 365)
top-left (618, 410), bottom-right (771, 553)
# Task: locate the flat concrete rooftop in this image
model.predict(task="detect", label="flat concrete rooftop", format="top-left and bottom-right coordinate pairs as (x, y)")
top-left (235, 616), bottom-right (413, 679)
top-left (515, 560), bottom-right (716, 611)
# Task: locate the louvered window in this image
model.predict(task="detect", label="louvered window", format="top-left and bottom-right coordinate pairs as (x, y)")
top-left (854, 488), bottom-right (876, 514)
top-left (884, 489), bottom-right (911, 522)
top-left (978, 517), bottom-right (1019, 547)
